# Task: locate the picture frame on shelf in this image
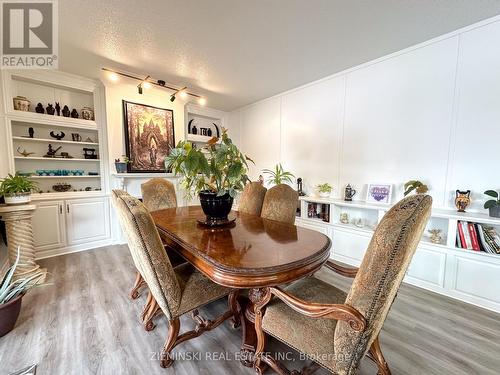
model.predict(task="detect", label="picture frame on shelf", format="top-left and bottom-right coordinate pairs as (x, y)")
top-left (366, 183), bottom-right (393, 204)
top-left (122, 100), bottom-right (175, 173)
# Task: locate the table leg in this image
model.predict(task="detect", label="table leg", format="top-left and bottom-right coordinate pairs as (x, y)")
top-left (240, 288), bottom-right (271, 371)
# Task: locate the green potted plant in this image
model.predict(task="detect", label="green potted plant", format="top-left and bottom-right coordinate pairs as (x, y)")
top-left (114, 155), bottom-right (130, 173)
top-left (317, 183), bottom-right (333, 198)
top-left (484, 190), bottom-right (500, 218)
top-left (262, 163), bottom-right (295, 186)
top-left (404, 180), bottom-right (429, 196)
top-left (0, 247), bottom-right (46, 336)
top-left (165, 128), bottom-right (253, 224)
top-left (0, 173), bottom-right (38, 205)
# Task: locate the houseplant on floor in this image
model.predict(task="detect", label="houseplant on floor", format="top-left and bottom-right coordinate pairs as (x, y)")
top-left (0, 247), bottom-right (46, 336)
top-left (165, 128), bottom-right (253, 225)
top-left (0, 173), bottom-right (38, 205)
top-left (484, 190), bottom-right (500, 218)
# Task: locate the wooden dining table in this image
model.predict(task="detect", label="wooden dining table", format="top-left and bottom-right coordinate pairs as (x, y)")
top-left (151, 206), bottom-right (331, 367)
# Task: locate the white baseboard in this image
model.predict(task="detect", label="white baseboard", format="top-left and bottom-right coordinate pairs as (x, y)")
top-left (35, 239), bottom-right (114, 260)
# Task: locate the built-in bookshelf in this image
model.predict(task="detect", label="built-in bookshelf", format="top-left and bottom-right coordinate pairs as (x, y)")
top-left (2, 70), bottom-right (108, 198)
top-left (185, 104), bottom-right (225, 146)
top-left (296, 195), bottom-right (500, 313)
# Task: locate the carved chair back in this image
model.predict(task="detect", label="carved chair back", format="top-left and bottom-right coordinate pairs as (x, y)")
top-left (112, 189), bottom-right (181, 320)
top-left (333, 194), bottom-right (432, 374)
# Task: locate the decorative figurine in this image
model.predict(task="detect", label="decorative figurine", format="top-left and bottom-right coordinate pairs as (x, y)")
top-left (428, 229), bottom-right (443, 244)
top-left (50, 131), bottom-right (65, 140)
top-left (70, 108), bottom-right (79, 118)
top-left (59, 152), bottom-right (73, 159)
top-left (192, 125), bottom-right (198, 135)
top-left (297, 177), bottom-right (305, 196)
top-left (84, 137), bottom-right (94, 143)
top-left (44, 144), bottom-right (62, 158)
top-left (81, 107), bottom-right (94, 120)
top-left (52, 183), bottom-right (72, 192)
top-left (83, 148), bottom-right (97, 159)
top-left (188, 119), bottom-right (194, 134)
top-left (200, 127), bottom-right (208, 136)
top-left (28, 127), bottom-right (34, 138)
top-left (16, 146), bottom-right (35, 157)
top-left (354, 218), bottom-right (364, 228)
top-left (340, 212), bottom-right (349, 224)
top-left (455, 190), bottom-right (471, 212)
top-left (344, 184), bottom-right (357, 201)
top-left (62, 105), bottom-right (70, 117)
top-left (71, 133), bottom-right (82, 142)
top-left (13, 96), bottom-right (30, 111)
top-left (35, 103), bottom-right (45, 114)
top-left (46, 103), bottom-right (55, 115)
top-left (55, 102), bottom-right (61, 116)
top-left (207, 128), bottom-right (212, 137)
top-left (212, 123), bottom-right (220, 137)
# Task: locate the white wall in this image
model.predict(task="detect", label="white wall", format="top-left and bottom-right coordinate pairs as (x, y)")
top-left (230, 17), bottom-right (500, 211)
top-left (102, 78), bottom-right (186, 172)
top-left (0, 73), bottom-right (8, 267)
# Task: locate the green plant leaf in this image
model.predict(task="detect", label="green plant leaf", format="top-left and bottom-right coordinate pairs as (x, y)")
top-left (484, 190), bottom-right (499, 199)
top-left (484, 200), bottom-right (498, 209)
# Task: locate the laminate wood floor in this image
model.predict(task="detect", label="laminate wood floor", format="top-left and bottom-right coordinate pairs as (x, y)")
top-left (0, 245), bottom-right (498, 375)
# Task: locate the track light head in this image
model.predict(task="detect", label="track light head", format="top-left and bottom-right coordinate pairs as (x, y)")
top-left (157, 80), bottom-right (166, 86)
top-left (170, 94), bottom-right (176, 102)
top-left (137, 83), bottom-right (143, 94)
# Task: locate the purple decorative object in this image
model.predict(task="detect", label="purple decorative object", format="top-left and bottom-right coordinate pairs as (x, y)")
top-left (366, 183), bottom-right (393, 204)
top-left (370, 187), bottom-right (389, 201)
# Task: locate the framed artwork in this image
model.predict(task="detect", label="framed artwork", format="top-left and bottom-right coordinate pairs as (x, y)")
top-left (366, 183), bottom-right (393, 204)
top-left (122, 100), bottom-right (175, 173)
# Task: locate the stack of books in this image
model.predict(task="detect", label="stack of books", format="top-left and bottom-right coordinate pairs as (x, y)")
top-left (456, 221), bottom-right (500, 254)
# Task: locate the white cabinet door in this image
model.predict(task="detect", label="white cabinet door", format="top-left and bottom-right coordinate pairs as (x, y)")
top-left (32, 200), bottom-right (65, 252)
top-left (66, 198), bottom-right (110, 245)
top-left (331, 229), bottom-right (370, 266)
top-left (296, 220), bottom-right (329, 236)
top-left (405, 246), bottom-right (447, 290)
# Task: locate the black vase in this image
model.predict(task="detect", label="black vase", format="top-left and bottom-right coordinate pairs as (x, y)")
top-left (199, 191), bottom-right (233, 222)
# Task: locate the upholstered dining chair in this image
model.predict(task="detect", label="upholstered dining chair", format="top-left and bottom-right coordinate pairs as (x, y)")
top-left (141, 178), bottom-right (178, 211)
top-left (260, 184), bottom-right (299, 224)
top-left (253, 194), bottom-right (432, 375)
top-left (112, 190), bottom-right (239, 368)
top-left (238, 182), bottom-right (267, 216)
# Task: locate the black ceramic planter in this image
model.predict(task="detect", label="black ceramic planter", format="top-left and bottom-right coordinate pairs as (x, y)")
top-left (199, 191), bottom-right (234, 223)
top-left (489, 205), bottom-right (500, 218)
top-left (0, 294), bottom-right (23, 337)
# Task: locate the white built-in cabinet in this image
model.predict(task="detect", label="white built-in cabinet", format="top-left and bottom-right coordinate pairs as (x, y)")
top-left (296, 196), bottom-right (500, 314)
top-left (32, 197), bottom-right (110, 258)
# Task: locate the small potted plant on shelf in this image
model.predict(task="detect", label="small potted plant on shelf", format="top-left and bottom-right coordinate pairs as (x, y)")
top-left (114, 155), bottom-right (130, 173)
top-left (316, 183), bottom-right (333, 198)
top-left (165, 128), bottom-right (253, 225)
top-left (262, 163), bottom-right (295, 186)
top-left (404, 180), bottom-right (429, 196)
top-left (484, 190), bottom-right (500, 218)
top-left (0, 247), bottom-right (46, 337)
top-left (0, 173), bottom-right (38, 205)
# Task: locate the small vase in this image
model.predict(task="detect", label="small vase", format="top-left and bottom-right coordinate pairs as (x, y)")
top-left (13, 96), bottom-right (30, 111)
top-left (115, 162), bottom-right (128, 173)
top-left (81, 107), bottom-right (94, 121)
top-left (489, 205), bottom-right (500, 218)
top-left (0, 294), bottom-right (23, 337)
top-left (199, 191), bottom-right (234, 223)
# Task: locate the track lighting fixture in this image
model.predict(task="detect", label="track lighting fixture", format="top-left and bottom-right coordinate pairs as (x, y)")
top-left (102, 68), bottom-right (206, 105)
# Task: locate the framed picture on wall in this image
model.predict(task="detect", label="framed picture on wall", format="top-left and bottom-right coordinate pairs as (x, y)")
top-left (122, 100), bottom-right (175, 173)
top-left (366, 183), bottom-right (393, 204)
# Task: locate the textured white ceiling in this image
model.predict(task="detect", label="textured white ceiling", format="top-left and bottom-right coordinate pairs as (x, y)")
top-left (59, 0), bottom-right (500, 111)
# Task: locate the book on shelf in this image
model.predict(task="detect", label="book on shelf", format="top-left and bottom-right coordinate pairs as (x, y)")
top-left (457, 221), bottom-right (500, 255)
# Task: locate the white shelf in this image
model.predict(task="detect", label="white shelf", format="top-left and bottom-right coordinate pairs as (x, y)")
top-left (111, 173), bottom-right (179, 178)
top-left (30, 175), bottom-right (100, 179)
top-left (12, 136), bottom-right (99, 146)
top-left (187, 134), bottom-right (219, 143)
top-left (15, 156), bottom-right (100, 162)
top-left (30, 190), bottom-right (105, 201)
top-left (7, 110), bottom-right (97, 130)
top-left (332, 222), bottom-right (375, 234)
